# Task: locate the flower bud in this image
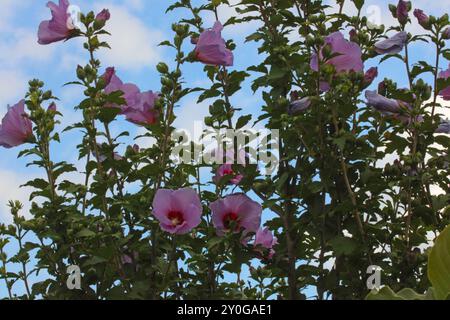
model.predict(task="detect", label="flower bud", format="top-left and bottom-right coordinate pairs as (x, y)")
top-left (443, 27), bottom-right (450, 40)
top-left (413, 9), bottom-right (430, 29)
top-left (396, 0), bottom-right (410, 25)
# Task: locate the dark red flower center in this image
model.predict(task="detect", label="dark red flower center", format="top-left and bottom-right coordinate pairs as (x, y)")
top-left (223, 212), bottom-right (240, 231)
top-left (223, 168), bottom-right (234, 176)
top-left (167, 211), bottom-right (184, 227)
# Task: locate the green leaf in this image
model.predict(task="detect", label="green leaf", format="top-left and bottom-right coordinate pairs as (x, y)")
top-left (329, 236), bottom-right (358, 256)
top-left (75, 229), bottom-right (97, 238)
top-left (352, 0), bottom-right (364, 10)
top-left (428, 224), bottom-right (450, 300)
top-left (236, 115), bottom-right (252, 129)
top-left (366, 286), bottom-right (404, 300)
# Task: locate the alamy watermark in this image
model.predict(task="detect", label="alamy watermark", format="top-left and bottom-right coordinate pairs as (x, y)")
top-left (170, 121), bottom-right (280, 176)
top-left (366, 265), bottom-right (382, 290)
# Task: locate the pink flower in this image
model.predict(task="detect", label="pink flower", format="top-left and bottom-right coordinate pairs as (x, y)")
top-left (0, 100), bottom-right (33, 148)
top-left (210, 194), bottom-right (262, 236)
top-left (310, 31), bottom-right (363, 73)
top-left (122, 91), bottom-right (159, 126)
top-left (396, 0), bottom-right (410, 25)
top-left (438, 64), bottom-right (450, 100)
top-left (213, 163), bottom-right (243, 185)
top-left (374, 32), bottom-right (408, 55)
top-left (152, 188), bottom-right (202, 235)
top-left (38, 0), bottom-right (76, 45)
top-left (413, 9), bottom-right (429, 28)
top-left (254, 228), bottom-right (278, 260)
top-left (194, 21), bottom-right (233, 66)
top-left (103, 67), bottom-right (140, 110)
top-left (96, 9), bottom-right (110, 22)
top-left (103, 68), bottom-right (158, 124)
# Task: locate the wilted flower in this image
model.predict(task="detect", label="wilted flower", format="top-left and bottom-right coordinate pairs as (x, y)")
top-left (365, 90), bottom-right (401, 114)
top-left (288, 97), bottom-right (312, 115)
top-left (438, 64), bottom-right (450, 100)
top-left (365, 91), bottom-right (421, 124)
top-left (152, 188), bottom-right (202, 235)
top-left (38, 0), bottom-right (77, 45)
top-left (194, 21), bottom-right (233, 66)
top-left (413, 9), bottom-right (429, 28)
top-left (0, 100), bottom-right (33, 149)
top-left (254, 228), bottom-right (278, 260)
top-left (96, 9), bottom-right (110, 22)
top-left (210, 194), bottom-right (261, 236)
top-left (374, 32), bottom-right (408, 55)
top-left (396, 0), bottom-right (410, 25)
top-left (310, 31), bottom-right (363, 73)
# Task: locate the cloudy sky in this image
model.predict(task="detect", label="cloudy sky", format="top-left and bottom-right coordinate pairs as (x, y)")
top-left (1, 0), bottom-right (450, 298)
top-left (2, 0), bottom-right (450, 221)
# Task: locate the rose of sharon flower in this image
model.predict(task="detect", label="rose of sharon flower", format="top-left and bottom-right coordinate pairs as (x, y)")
top-left (413, 9), bottom-right (429, 28)
top-left (103, 67), bottom-right (140, 110)
top-left (254, 228), bottom-right (278, 260)
top-left (194, 21), bottom-right (233, 66)
top-left (438, 65), bottom-right (450, 100)
top-left (396, 0), bottom-right (410, 25)
top-left (103, 68), bottom-right (159, 125)
top-left (38, 0), bottom-right (76, 45)
top-left (122, 91), bottom-right (159, 126)
top-left (374, 32), bottom-right (408, 55)
top-left (210, 194), bottom-right (262, 236)
top-left (152, 188), bottom-right (202, 235)
top-left (0, 100), bottom-right (33, 148)
top-left (214, 163), bottom-right (243, 185)
top-left (310, 31), bottom-right (363, 73)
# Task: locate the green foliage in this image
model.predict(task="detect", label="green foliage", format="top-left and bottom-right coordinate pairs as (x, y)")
top-left (1, 0), bottom-right (450, 300)
top-left (428, 224), bottom-right (450, 300)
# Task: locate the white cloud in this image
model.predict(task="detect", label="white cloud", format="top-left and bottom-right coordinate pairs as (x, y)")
top-left (0, 70), bottom-right (28, 116)
top-left (95, 4), bottom-right (165, 71)
top-left (204, 0), bottom-right (260, 37)
top-left (0, 169), bottom-right (34, 223)
top-left (0, 0), bottom-right (31, 31)
top-left (0, 28), bottom-right (55, 66)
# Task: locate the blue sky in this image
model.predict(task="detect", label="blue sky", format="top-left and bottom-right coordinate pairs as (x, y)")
top-left (1, 0), bottom-right (450, 299)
